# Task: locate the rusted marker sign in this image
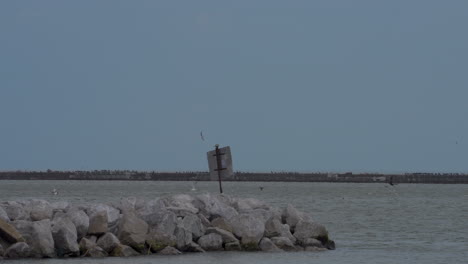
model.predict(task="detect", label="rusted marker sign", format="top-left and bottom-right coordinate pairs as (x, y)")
top-left (207, 145), bottom-right (233, 193)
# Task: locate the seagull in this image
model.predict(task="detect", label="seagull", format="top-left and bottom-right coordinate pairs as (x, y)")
top-left (200, 131), bottom-right (205, 141)
top-left (51, 188), bottom-right (58, 195)
top-left (259, 186), bottom-right (264, 191)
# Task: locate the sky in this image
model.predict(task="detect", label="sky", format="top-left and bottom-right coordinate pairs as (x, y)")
top-left (0, 0), bottom-right (467, 173)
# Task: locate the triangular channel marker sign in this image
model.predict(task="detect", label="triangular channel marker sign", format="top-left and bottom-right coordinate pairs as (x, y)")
top-left (207, 146), bottom-right (234, 181)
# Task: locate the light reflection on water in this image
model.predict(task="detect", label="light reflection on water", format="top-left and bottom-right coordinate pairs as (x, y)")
top-left (0, 181), bottom-right (467, 264)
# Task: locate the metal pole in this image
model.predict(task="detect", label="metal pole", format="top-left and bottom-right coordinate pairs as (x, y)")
top-left (215, 144), bottom-right (223, 194)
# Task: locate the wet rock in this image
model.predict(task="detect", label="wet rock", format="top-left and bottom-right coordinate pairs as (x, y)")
top-left (29, 200), bottom-right (53, 221)
top-left (259, 237), bottom-right (282, 252)
top-left (117, 211), bottom-right (148, 252)
top-left (0, 218), bottom-right (24, 243)
top-left (159, 246), bottom-right (181, 255)
top-left (224, 241), bottom-right (242, 251)
top-left (197, 233), bottom-right (223, 251)
top-left (88, 211), bottom-right (108, 235)
top-left (181, 214), bottom-right (205, 239)
top-left (302, 238), bottom-right (323, 247)
top-left (51, 217), bottom-right (79, 257)
top-left (146, 229), bottom-right (177, 252)
top-left (324, 239), bottom-right (336, 250)
top-left (230, 214), bottom-right (265, 249)
top-left (4, 242), bottom-right (30, 258)
top-left (12, 219), bottom-right (55, 258)
top-left (293, 220), bottom-right (329, 245)
top-left (271, 236), bottom-right (296, 251)
top-left (185, 241), bottom-right (205, 253)
top-left (96, 232), bottom-right (120, 253)
top-left (83, 246), bottom-right (108, 258)
top-left (205, 227), bottom-right (238, 243)
top-left (110, 244), bottom-right (140, 257)
top-left (211, 217), bottom-right (233, 232)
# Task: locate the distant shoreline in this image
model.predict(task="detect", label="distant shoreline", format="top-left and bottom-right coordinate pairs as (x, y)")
top-left (0, 171), bottom-right (467, 184)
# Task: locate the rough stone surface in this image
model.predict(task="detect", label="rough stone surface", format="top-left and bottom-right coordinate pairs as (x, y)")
top-left (259, 237), bottom-right (282, 252)
top-left (117, 212), bottom-right (148, 252)
top-left (144, 210), bottom-right (177, 235)
top-left (233, 198), bottom-right (270, 213)
top-left (205, 227), bottom-right (238, 243)
top-left (174, 226), bottom-right (192, 250)
top-left (146, 229), bottom-right (177, 252)
top-left (224, 241), bottom-right (242, 251)
top-left (293, 220), bottom-right (329, 245)
top-left (0, 206), bottom-right (9, 222)
top-left (4, 202), bottom-right (29, 221)
top-left (0, 218), bottom-right (24, 243)
top-left (79, 237), bottom-right (95, 254)
top-left (185, 241), bottom-right (205, 253)
top-left (29, 200), bottom-right (53, 221)
top-left (302, 238), bottom-right (323, 247)
top-left (211, 217), bottom-right (233, 233)
top-left (110, 244), bottom-right (140, 257)
top-left (181, 214), bottom-right (205, 239)
top-left (196, 194), bottom-right (238, 220)
top-left (282, 204), bottom-right (304, 230)
top-left (198, 213), bottom-right (211, 228)
top-left (88, 211), bottom-right (108, 235)
top-left (265, 218), bottom-right (296, 243)
top-left (305, 246), bottom-right (327, 252)
top-left (12, 219), bottom-right (55, 258)
top-left (197, 233), bottom-right (223, 251)
top-left (86, 204), bottom-right (120, 226)
top-left (271, 236), bottom-right (296, 251)
top-left (4, 242), bottom-right (30, 259)
top-left (51, 217), bottom-right (79, 257)
top-left (66, 210), bottom-right (89, 239)
top-left (50, 201), bottom-right (70, 212)
top-left (159, 246), bottom-right (181, 255)
top-left (83, 246), bottom-right (108, 258)
top-left (96, 232), bottom-right (120, 253)
top-left (230, 214), bottom-right (265, 248)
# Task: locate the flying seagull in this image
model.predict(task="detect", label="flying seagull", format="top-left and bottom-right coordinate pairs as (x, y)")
top-left (200, 131), bottom-right (205, 141)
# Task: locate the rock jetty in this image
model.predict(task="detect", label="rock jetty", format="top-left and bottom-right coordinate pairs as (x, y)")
top-left (0, 194), bottom-right (335, 259)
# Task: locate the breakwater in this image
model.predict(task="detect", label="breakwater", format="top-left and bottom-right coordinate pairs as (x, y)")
top-left (0, 171), bottom-right (467, 184)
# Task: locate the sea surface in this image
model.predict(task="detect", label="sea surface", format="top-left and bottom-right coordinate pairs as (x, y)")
top-left (0, 181), bottom-right (467, 264)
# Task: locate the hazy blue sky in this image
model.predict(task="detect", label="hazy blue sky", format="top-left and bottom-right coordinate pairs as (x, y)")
top-left (1, 1), bottom-right (467, 173)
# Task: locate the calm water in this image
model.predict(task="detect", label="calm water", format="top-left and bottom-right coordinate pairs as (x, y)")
top-left (0, 181), bottom-right (467, 264)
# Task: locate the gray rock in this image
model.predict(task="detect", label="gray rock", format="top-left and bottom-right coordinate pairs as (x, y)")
top-left (159, 246), bottom-right (181, 255)
top-left (174, 226), bottom-right (192, 250)
top-left (4, 242), bottom-right (30, 259)
top-left (198, 213), bottom-right (211, 228)
top-left (29, 200), bottom-right (53, 221)
top-left (66, 210), bottom-right (89, 239)
top-left (265, 218), bottom-right (296, 243)
top-left (110, 244), bottom-right (140, 257)
top-left (211, 217), bottom-right (233, 232)
top-left (117, 212), bottom-right (148, 252)
top-left (185, 241), bottom-right (205, 253)
top-left (0, 206), bottom-right (9, 222)
top-left (12, 219), bottom-right (55, 258)
top-left (293, 220), bottom-right (329, 245)
top-left (85, 204), bottom-right (120, 226)
top-left (4, 202), bottom-right (29, 221)
top-left (144, 210), bottom-right (177, 235)
top-left (197, 233), bottom-right (223, 251)
top-left (50, 201), bottom-right (70, 212)
top-left (302, 238), bottom-right (323, 247)
top-left (205, 227), bottom-right (238, 243)
top-left (230, 214), bottom-right (265, 248)
top-left (271, 236), bottom-right (296, 251)
top-left (88, 211), bottom-right (108, 235)
top-left (165, 194), bottom-right (199, 214)
top-left (96, 232), bottom-right (120, 253)
top-left (259, 237), bottom-right (282, 252)
top-left (51, 217), bottom-right (79, 257)
top-left (136, 198), bottom-right (166, 219)
top-left (195, 194), bottom-right (238, 220)
top-left (324, 239), bottom-right (336, 250)
top-left (146, 229), bottom-right (177, 252)
top-left (119, 197), bottom-right (138, 212)
top-left (282, 204), bottom-right (303, 229)
top-left (224, 241), bottom-right (242, 251)
top-left (79, 237), bottom-right (95, 254)
top-left (305, 246), bottom-right (327, 252)
top-left (181, 214), bottom-right (205, 239)
top-left (0, 218), bottom-right (24, 243)
top-left (233, 198), bottom-right (270, 212)
top-left (83, 246), bottom-right (108, 258)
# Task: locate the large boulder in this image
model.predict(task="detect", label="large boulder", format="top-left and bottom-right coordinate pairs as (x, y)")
top-left (181, 214), bottom-right (205, 239)
top-left (211, 217), bottom-right (233, 232)
top-left (51, 217), bottom-right (79, 257)
top-left (230, 214), bottom-right (265, 249)
top-left (0, 218), bottom-right (24, 243)
top-left (233, 198), bottom-right (270, 212)
top-left (12, 219), bottom-right (55, 258)
top-left (271, 236), bottom-right (296, 251)
top-left (79, 237), bottom-right (96, 254)
top-left (293, 220), bottom-right (329, 245)
top-left (144, 210), bottom-right (177, 235)
top-left (146, 229), bottom-right (177, 252)
top-left (195, 194), bottom-right (238, 220)
top-left (224, 241), bottom-right (242, 251)
top-left (85, 204), bottom-right (120, 226)
top-left (4, 242), bottom-right (30, 258)
top-left (4, 202), bottom-right (29, 221)
top-left (197, 233), bottom-right (223, 251)
top-left (205, 227), bottom-right (238, 244)
top-left (259, 237), bottom-right (282, 252)
top-left (282, 204), bottom-right (309, 230)
top-left (88, 211), bottom-right (108, 235)
top-left (66, 210), bottom-right (89, 239)
top-left (117, 212), bottom-right (148, 252)
top-left (265, 218), bottom-right (296, 243)
top-left (110, 244), bottom-right (140, 257)
top-left (0, 206), bottom-right (9, 222)
top-left (164, 194), bottom-right (199, 215)
top-left (29, 200), bottom-right (53, 221)
top-left (96, 232), bottom-right (120, 253)
top-left (174, 226), bottom-right (192, 250)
